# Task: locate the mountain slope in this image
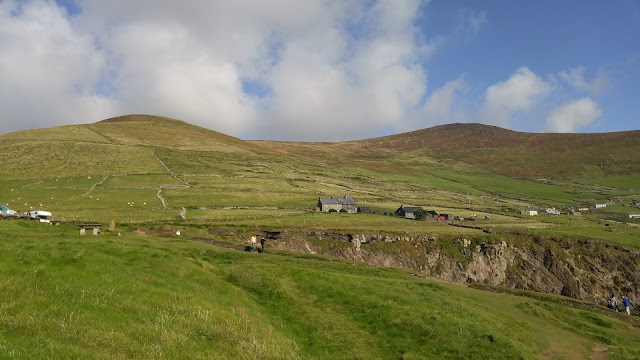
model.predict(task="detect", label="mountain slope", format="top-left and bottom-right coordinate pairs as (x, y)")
top-left (0, 115), bottom-right (269, 179)
top-left (3, 116), bottom-right (640, 178)
top-left (348, 123), bottom-right (640, 177)
top-left (88, 114), bottom-right (259, 153)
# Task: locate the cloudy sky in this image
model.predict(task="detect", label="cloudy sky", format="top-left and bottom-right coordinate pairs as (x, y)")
top-left (1, 0), bottom-right (639, 140)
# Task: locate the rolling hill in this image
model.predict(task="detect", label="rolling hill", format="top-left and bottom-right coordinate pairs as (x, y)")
top-left (1, 114), bottom-right (639, 224)
top-left (1, 115), bottom-right (640, 358)
top-left (3, 114), bottom-right (640, 178)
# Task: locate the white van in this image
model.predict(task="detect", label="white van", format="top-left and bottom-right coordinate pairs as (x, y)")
top-left (25, 210), bottom-right (52, 223)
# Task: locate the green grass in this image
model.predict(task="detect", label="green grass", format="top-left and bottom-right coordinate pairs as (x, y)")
top-left (0, 141), bottom-right (165, 179)
top-left (101, 174), bottom-right (185, 188)
top-left (582, 175), bottom-right (640, 190)
top-left (1, 221), bottom-right (638, 359)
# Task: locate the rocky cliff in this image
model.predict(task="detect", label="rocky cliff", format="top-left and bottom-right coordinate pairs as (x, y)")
top-left (268, 231), bottom-right (640, 307)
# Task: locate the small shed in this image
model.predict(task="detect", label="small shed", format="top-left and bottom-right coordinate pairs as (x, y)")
top-left (426, 210), bottom-right (439, 220)
top-left (438, 214), bottom-right (449, 221)
top-left (78, 224), bottom-right (102, 235)
top-left (357, 206), bottom-right (371, 213)
top-left (521, 207), bottom-right (538, 216)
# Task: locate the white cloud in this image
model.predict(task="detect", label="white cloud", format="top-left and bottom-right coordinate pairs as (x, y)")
top-left (421, 77), bottom-right (468, 126)
top-left (256, 0), bottom-right (429, 140)
top-left (480, 67), bottom-right (552, 127)
top-left (469, 11), bottom-right (488, 33)
top-left (1, 1), bottom-right (614, 140)
top-left (545, 98), bottom-right (602, 133)
top-left (104, 21), bottom-right (257, 134)
top-left (559, 66), bottom-right (610, 95)
top-left (0, 0), bottom-right (436, 140)
top-left (0, 0), bottom-right (116, 133)
top-left (456, 9), bottom-right (487, 35)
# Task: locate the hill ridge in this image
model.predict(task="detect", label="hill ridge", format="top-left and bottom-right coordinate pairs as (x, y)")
top-left (2, 115), bottom-right (640, 178)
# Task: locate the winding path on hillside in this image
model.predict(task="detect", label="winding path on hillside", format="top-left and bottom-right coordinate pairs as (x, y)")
top-left (83, 175), bottom-right (110, 197)
top-left (156, 189), bottom-right (169, 209)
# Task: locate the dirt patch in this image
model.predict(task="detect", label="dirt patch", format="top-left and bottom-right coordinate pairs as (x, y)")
top-left (591, 344), bottom-right (608, 360)
top-left (133, 229), bottom-right (147, 236)
top-left (541, 349), bottom-right (561, 358)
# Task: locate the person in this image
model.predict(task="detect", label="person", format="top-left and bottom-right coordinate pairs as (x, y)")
top-left (623, 296), bottom-right (631, 315)
top-left (260, 237), bottom-right (266, 253)
top-left (251, 235), bottom-right (257, 252)
top-left (608, 294), bottom-right (617, 311)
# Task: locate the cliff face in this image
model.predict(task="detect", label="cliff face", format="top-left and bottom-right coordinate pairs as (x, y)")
top-left (269, 232), bottom-right (640, 305)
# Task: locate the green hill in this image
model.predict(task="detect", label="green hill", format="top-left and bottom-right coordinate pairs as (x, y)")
top-left (1, 115), bottom-right (640, 357)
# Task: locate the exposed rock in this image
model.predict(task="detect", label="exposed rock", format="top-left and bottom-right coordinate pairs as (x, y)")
top-left (273, 231), bottom-right (640, 306)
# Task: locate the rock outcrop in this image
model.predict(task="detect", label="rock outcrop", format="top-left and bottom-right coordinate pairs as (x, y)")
top-left (270, 231), bottom-right (640, 306)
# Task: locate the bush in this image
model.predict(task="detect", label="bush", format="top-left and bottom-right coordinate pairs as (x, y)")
top-left (413, 209), bottom-right (427, 221)
top-left (339, 208), bottom-right (347, 213)
top-left (328, 209), bottom-right (338, 213)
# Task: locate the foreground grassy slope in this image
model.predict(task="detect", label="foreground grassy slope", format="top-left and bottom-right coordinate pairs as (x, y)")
top-left (1, 221), bottom-right (639, 359)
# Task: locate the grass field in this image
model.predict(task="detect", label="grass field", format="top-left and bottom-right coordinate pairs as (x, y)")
top-left (2, 116), bottom-right (640, 358)
top-left (1, 220), bottom-right (639, 359)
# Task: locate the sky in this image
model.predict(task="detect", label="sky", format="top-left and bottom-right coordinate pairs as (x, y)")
top-left (0, 0), bottom-right (639, 141)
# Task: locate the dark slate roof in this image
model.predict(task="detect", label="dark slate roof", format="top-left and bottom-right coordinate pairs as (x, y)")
top-left (427, 210), bottom-right (438, 216)
top-left (524, 207), bottom-right (537, 211)
top-left (398, 205), bottom-right (423, 213)
top-left (319, 196), bottom-right (357, 205)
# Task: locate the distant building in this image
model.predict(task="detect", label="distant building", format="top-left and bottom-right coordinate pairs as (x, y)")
top-left (576, 205), bottom-right (590, 212)
top-left (521, 207), bottom-right (538, 216)
top-left (545, 208), bottom-right (560, 215)
top-left (591, 203), bottom-right (607, 210)
top-left (357, 206), bottom-right (371, 213)
top-left (438, 214), bottom-right (450, 221)
top-left (629, 214), bottom-right (640, 219)
top-left (317, 196), bottom-right (358, 213)
top-left (426, 210), bottom-right (439, 220)
top-left (395, 205), bottom-right (423, 219)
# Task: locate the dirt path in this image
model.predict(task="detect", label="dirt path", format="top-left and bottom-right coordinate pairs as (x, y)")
top-left (156, 189), bottom-right (169, 209)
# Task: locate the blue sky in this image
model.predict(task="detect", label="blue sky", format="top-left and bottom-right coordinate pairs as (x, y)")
top-left (419, 0), bottom-right (640, 134)
top-left (0, 0), bottom-right (638, 140)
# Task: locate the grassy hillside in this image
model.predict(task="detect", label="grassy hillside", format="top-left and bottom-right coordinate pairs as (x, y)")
top-left (1, 115), bottom-right (639, 247)
top-left (1, 221), bottom-right (638, 359)
top-left (1, 116), bottom-right (640, 358)
top-left (343, 123), bottom-right (640, 178)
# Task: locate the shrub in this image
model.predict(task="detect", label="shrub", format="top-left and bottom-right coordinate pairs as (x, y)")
top-left (339, 208), bottom-right (347, 213)
top-left (413, 208), bottom-right (427, 221)
top-left (328, 209), bottom-right (338, 213)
